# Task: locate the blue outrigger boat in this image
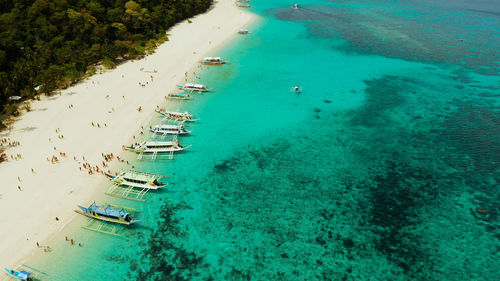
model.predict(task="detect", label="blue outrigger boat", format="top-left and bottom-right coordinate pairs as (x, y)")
top-left (4, 268), bottom-right (31, 280)
top-left (75, 202), bottom-right (140, 225)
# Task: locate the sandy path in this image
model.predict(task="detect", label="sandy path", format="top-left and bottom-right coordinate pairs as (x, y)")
top-left (0, 0), bottom-right (256, 269)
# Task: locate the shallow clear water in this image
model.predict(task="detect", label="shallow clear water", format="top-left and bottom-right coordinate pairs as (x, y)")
top-left (32, 0), bottom-right (499, 280)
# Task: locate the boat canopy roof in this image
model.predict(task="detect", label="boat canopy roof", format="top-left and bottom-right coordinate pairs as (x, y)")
top-left (144, 141), bottom-right (178, 146)
top-left (164, 110), bottom-right (190, 116)
top-left (184, 83), bottom-right (205, 88)
top-left (153, 124), bottom-right (182, 129)
top-left (203, 57), bottom-right (221, 61)
top-left (88, 202), bottom-right (129, 218)
top-left (122, 171), bottom-right (157, 182)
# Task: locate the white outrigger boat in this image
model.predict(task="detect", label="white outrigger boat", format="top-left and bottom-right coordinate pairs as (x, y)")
top-left (150, 123), bottom-right (191, 135)
top-left (105, 170), bottom-right (167, 201)
top-left (106, 171), bottom-right (167, 190)
top-left (176, 83), bottom-right (209, 92)
top-left (124, 136), bottom-right (191, 160)
top-left (124, 140), bottom-right (191, 153)
top-left (166, 93), bottom-right (191, 100)
top-left (156, 110), bottom-right (199, 122)
top-left (201, 57), bottom-right (227, 65)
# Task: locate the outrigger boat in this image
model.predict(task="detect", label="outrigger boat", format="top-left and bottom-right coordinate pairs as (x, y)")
top-left (201, 57), bottom-right (226, 65)
top-left (166, 93), bottom-right (191, 100)
top-left (4, 268), bottom-right (31, 281)
top-left (105, 171), bottom-right (167, 190)
top-left (176, 83), bottom-right (209, 92)
top-left (105, 171), bottom-right (167, 201)
top-left (150, 123), bottom-right (191, 135)
top-left (124, 140), bottom-right (191, 153)
top-left (236, 1), bottom-right (251, 7)
top-left (75, 202), bottom-right (140, 225)
top-left (238, 29), bottom-right (250, 34)
top-left (156, 110), bottom-right (199, 122)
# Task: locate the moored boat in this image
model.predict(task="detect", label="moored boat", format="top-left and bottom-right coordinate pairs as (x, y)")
top-left (236, 1), bottom-right (251, 7)
top-left (201, 57), bottom-right (226, 65)
top-left (74, 202), bottom-right (140, 225)
top-left (124, 140), bottom-right (191, 153)
top-left (105, 171), bottom-right (167, 190)
top-left (176, 83), bottom-right (209, 92)
top-left (166, 93), bottom-right (191, 100)
top-left (290, 85), bottom-right (303, 93)
top-left (156, 110), bottom-right (199, 122)
top-left (150, 124), bottom-right (191, 135)
top-left (4, 268), bottom-right (31, 281)
top-left (238, 29), bottom-right (250, 34)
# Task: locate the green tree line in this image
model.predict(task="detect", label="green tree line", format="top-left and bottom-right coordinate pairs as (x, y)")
top-left (0, 0), bottom-right (212, 126)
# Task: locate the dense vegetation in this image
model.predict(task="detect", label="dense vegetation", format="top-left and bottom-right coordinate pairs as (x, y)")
top-left (0, 0), bottom-right (212, 125)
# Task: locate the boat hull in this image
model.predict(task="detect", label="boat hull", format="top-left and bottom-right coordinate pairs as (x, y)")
top-left (4, 268), bottom-right (29, 281)
top-left (114, 180), bottom-right (167, 190)
top-left (150, 129), bottom-right (191, 135)
top-left (176, 85), bottom-right (208, 92)
top-left (202, 62), bottom-right (226, 65)
top-left (127, 146), bottom-right (190, 153)
top-left (167, 96), bottom-right (190, 100)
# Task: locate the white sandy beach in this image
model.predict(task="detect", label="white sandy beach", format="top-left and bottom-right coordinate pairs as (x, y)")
top-left (0, 0), bottom-right (256, 269)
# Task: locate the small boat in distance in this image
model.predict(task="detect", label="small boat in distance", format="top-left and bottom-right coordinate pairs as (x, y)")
top-left (176, 83), bottom-right (209, 92)
top-left (150, 123), bottom-right (191, 135)
top-left (105, 171), bottom-right (167, 190)
top-left (74, 202), bottom-right (140, 225)
top-left (4, 268), bottom-right (31, 281)
top-left (238, 29), bottom-right (250, 34)
top-left (290, 85), bottom-right (303, 93)
top-left (236, 1), bottom-right (251, 7)
top-left (202, 57), bottom-right (227, 65)
top-left (156, 110), bottom-right (199, 122)
top-left (292, 3), bottom-right (299, 9)
top-left (124, 140), bottom-right (191, 153)
top-left (166, 93), bottom-right (191, 100)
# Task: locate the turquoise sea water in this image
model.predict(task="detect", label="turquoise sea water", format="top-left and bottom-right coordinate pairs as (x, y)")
top-left (31, 0), bottom-right (499, 280)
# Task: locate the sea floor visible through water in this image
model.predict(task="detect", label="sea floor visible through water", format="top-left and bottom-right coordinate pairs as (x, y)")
top-left (29, 0), bottom-right (499, 280)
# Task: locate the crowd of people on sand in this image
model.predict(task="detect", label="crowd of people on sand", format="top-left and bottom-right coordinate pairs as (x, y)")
top-left (79, 152), bottom-right (120, 175)
top-left (0, 151), bottom-right (23, 162)
top-left (48, 155), bottom-right (60, 164)
top-left (1, 137), bottom-right (20, 147)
